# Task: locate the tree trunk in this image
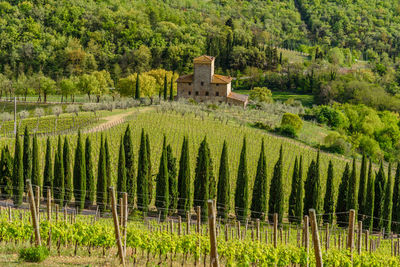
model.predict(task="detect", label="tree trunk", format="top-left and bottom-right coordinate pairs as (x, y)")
top-left (44, 92), bottom-right (47, 103)
top-left (97, 95), bottom-right (100, 103)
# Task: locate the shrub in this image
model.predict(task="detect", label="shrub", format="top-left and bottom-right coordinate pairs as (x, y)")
top-left (314, 106), bottom-right (348, 129)
top-left (249, 87), bottom-right (273, 103)
top-left (253, 121), bottom-right (272, 131)
top-left (275, 125), bottom-right (297, 138)
top-left (322, 131), bottom-right (352, 155)
top-left (281, 113), bottom-right (303, 131)
top-left (19, 246), bottom-right (49, 262)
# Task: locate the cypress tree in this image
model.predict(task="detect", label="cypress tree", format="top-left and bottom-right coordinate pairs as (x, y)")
top-left (163, 74), bottom-right (168, 100)
top-left (365, 159), bottom-right (374, 230)
top-left (194, 137), bottom-right (210, 221)
top-left (43, 137), bottom-right (53, 196)
top-left (13, 128), bottom-right (23, 206)
top-left (63, 137), bottom-right (73, 206)
top-left (288, 156), bottom-right (299, 223)
top-left (73, 131), bottom-right (86, 211)
top-left (373, 162), bottom-right (386, 230)
top-left (117, 137), bottom-right (127, 198)
top-left (166, 144), bottom-right (178, 215)
top-left (217, 140), bottom-right (230, 220)
top-left (105, 137), bottom-right (112, 205)
top-left (323, 161), bottom-right (335, 224)
top-left (169, 75), bottom-right (173, 101)
top-left (123, 125), bottom-right (135, 205)
top-left (206, 143), bottom-right (216, 200)
top-left (31, 134), bottom-right (40, 188)
top-left (251, 139), bottom-right (268, 220)
top-left (53, 136), bottom-right (64, 206)
top-left (0, 147), bottom-right (13, 198)
top-left (156, 136), bottom-right (169, 220)
top-left (137, 129), bottom-right (149, 213)
top-left (347, 158), bottom-right (358, 211)
top-left (135, 73), bottom-right (140, 99)
top-left (358, 154), bottom-right (367, 215)
top-left (235, 137), bottom-right (249, 222)
top-left (97, 135), bottom-right (107, 212)
top-left (294, 156), bottom-right (304, 223)
top-left (336, 163), bottom-right (350, 227)
top-left (392, 162), bottom-right (400, 233)
top-left (85, 136), bottom-right (95, 207)
top-left (269, 145), bottom-right (284, 223)
top-left (303, 152), bottom-right (323, 218)
top-left (177, 137), bottom-right (191, 215)
top-left (22, 126), bottom-right (31, 183)
top-left (383, 163), bottom-right (393, 233)
top-left (145, 134), bottom-right (152, 204)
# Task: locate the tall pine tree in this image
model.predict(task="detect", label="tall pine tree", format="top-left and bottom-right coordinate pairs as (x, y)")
top-left (365, 159), bottom-right (375, 230)
top-left (166, 144), bottom-right (178, 215)
top-left (217, 140), bottom-right (230, 220)
top-left (137, 129), bottom-right (149, 213)
top-left (43, 137), bottom-right (53, 197)
top-left (269, 145), bottom-right (284, 223)
top-left (0, 147), bottom-right (13, 198)
top-left (303, 151), bottom-right (323, 218)
top-left (323, 161), bottom-right (335, 224)
top-left (53, 136), bottom-right (64, 206)
top-left (163, 74), bottom-right (168, 100)
top-left (135, 73), bottom-right (140, 99)
top-left (177, 137), bottom-right (191, 215)
top-left (392, 162), bottom-right (400, 233)
top-left (31, 134), bottom-right (40, 188)
top-left (294, 156), bottom-right (304, 224)
top-left (22, 126), bottom-right (31, 183)
top-left (373, 162), bottom-right (386, 230)
top-left (123, 125), bottom-right (135, 205)
top-left (145, 134), bottom-right (152, 205)
top-left (194, 137), bottom-right (210, 221)
top-left (73, 131), bottom-right (86, 211)
top-left (117, 137), bottom-right (127, 198)
top-left (13, 128), bottom-right (24, 206)
top-left (358, 154), bottom-right (367, 215)
top-left (97, 135), bottom-right (107, 212)
top-left (347, 158), bottom-right (358, 211)
top-left (336, 163), bottom-right (350, 227)
top-left (105, 137), bottom-right (112, 205)
top-left (383, 163), bottom-right (393, 233)
top-left (63, 137), bottom-right (73, 206)
top-left (85, 137), bottom-right (95, 207)
top-left (169, 75), bottom-right (173, 101)
top-left (251, 139), bottom-right (268, 220)
top-left (288, 156), bottom-right (299, 223)
top-left (235, 137), bottom-right (249, 222)
top-left (206, 142), bottom-right (216, 200)
top-left (156, 136), bottom-right (169, 221)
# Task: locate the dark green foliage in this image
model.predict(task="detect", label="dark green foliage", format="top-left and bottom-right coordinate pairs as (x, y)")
top-left (73, 131), bottom-right (86, 211)
top-left (294, 156), bottom-right (304, 223)
top-left (323, 161), bottom-right (335, 224)
top-left (43, 137), bottom-right (53, 196)
top-left (97, 135), bottom-right (107, 212)
top-left (169, 76), bottom-right (173, 101)
top-left (288, 156), bottom-right (299, 223)
top-left (392, 162), bottom-right (400, 232)
top-left (53, 136), bottom-right (64, 206)
top-left (347, 158), bottom-right (358, 211)
top-left (135, 73), bottom-right (140, 99)
top-left (163, 74), bottom-right (168, 101)
top-left (104, 137), bottom-right (112, 205)
top-left (207, 143), bottom-right (216, 200)
top-left (137, 129), bottom-right (149, 213)
top-left (19, 246), bottom-right (49, 263)
top-left (13, 128), bottom-right (24, 206)
top-left (177, 137), bottom-right (191, 215)
top-left (251, 139), bottom-right (268, 220)
top-left (235, 137), bottom-right (249, 222)
top-left (0, 147), bottom-right (13, 198)
top-left (364, 159), bottom-right (375, 230)
top-left (145, 134), bottom-right (153, 205)
top-left (383, 163), bottom-right (393, 232)
top-left (373, 162), bottom-right (386, 230)
top-left (358, 154), bottom-right (367, 215)
top-left (63, 137), bottom-right (73, 206)
top-left (269, 145), bottom-right (284, 223)
top-left (303, 151), bottom-right (323, 219)
top-left (123, 125), bottom-right (135, 206)
top-left (117, 137), bottom-right (127, 198)
top-left (217, 140), bottom-right (230, 220)
top-left (31, 134), bottom-right (40, 188)
top-left (336, 163), bottom-right (350, 227)
top-left (194, 137), bottom-right (210, 221)
top-left (22, 126), bottom-right (31, 183)
top-left (156, 136), bottom-right (169, 221)
top-left (166, 144), bottom-right (178, 215)
top-left (85, 137), bottom-right (95, 207)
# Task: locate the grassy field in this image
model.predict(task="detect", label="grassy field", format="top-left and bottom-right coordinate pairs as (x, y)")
top-left (232, 90), bottom-right (315, 107)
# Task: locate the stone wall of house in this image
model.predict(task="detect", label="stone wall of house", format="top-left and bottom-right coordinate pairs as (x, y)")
top-left (193, 63), bottom-right (213, 93)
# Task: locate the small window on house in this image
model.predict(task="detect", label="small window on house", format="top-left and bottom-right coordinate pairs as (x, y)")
top-left (216, 84), bottom-right (219, 86)
top-left (201, 81), bottom-right (204, 86)
top-left (195, 91), bottom-right (199, 96)
top-left (205, 91), bottom-right (209, 96)
top-left (189, 83), bottom-right (191, 85)
top-left (216, 92), bottom-right (219, 96)
top-left (188, 91), bottom-right (191, 95)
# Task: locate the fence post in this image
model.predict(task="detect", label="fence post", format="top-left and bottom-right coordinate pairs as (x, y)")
top-left (347, 209), bottom-right (355, 253)
top-left (47, 188), bottom-right (51, 221)
top-left (35, 186), bottom-right (40, 222)
top-left (123, 192), bottom-right (128, 257)
top-left (309, 209), bottom-right (323, 267)
top-left (357, 221), bottom-right (362, 255)
top-left (27, 180), bottom-right (41, 246)
top-left (186, 211), bottom-right (190, 234)
top-left (109, 187), bottom-right (125, 267)
top-left (207, 200), bottom-right (220, 267)
top-left (273, 213), bottom-right (278, 248)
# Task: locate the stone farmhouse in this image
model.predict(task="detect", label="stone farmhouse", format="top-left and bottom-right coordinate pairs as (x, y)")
top-left (176, 55), bottom-right (248, 107)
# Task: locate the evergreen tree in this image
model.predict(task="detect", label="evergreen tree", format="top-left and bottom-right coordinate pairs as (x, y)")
top-left (0, 147), bottom-right (13, 198)
top-left (53, 136), bottom-right (64, 206)
top-left (269, 146), bottom-right (284, 223)
top-left (145, 134), bottom-right (153, 204)
top-left (294, 156), bottom-right (304, 223)
top-left (169, 75), bottom-right (173, 101)
top-left (166, 144), bottom-right (178, 215)
top-left (123, 125), bottom-right (135, 205)
top-left (373, 162), bottom-right (386, 230)
top-left (156, 136), bottom-right (169, 221)
top-left (365, 159), bottom-right (375, 230)
top-left (73, 131), bottom-right (86, 211)
top-left (392, 162), bottom-right (400, 233)
top-left (105, 137), bottom-right (111, 205)
top-left (63, 137), bottom-right (73, 206)
top-left (323, 161), bottom-right (335, 224)
top-left (117, 137), bottom-right (127, 198)
top-left (177, 137), bottom-right (191, 215)
top-left (22, 126), bottom-right (31, 183)
top-left (358, 154), bottom-right (367, 215)
top-left (251, 139), bottom-right (268, 220)
top-left (348, 158), bottom-right (358, 211)
top-left (383, 163), bottom-right (393, 233)
top-left (217, 140), bottom-right (230, 220)
top-left (12, 128), bottom-right (24, 206)
top-left (163, 74), bottom-right (168, 100)
top-left (137, 129), bottom-right (149, 213)
top-left (85, 136), bottom-right (95, 207)
top-left (43, 137), bottom-right (53, 196)
top-left (288, 156), bottom-right (299, 223)
top-left (336, 163), bottom-right (350, 227)
top-left (97, 135), bottom-right (107, 212)
top-left (303, 151), bottom-right (323, 218)
top-left (135, 73), bottom-right (140, 99)
top-left (194, 137), bottom-right (210, 221)
top-left (31, 134), bottom-right (40, 188)
top-left (206, 143), bottom-right (216, 200)
top-left (235, 137), bottom-right (249, 222)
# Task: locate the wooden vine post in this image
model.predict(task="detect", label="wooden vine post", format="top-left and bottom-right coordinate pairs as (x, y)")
top-left (109, 187), bottom-right (125, 266)
top-left (27, 180), bottom-right (41, 246)
top-left (186, 211), bottom-right (190, 235)
top-left (309, 209), bottom-right (323, 267)
top-left (207, 200), bottom-right (220, 267)
top-left (35, 185), bottom-right (40, 222)
top-left (357, 221), bottom-right (362, 255)
top-left (347, 209), bottom-right (355, 255)
top-left (273, 213), bottom-right (278, 248)
top-left (122, 192), bottom-right (128, 257)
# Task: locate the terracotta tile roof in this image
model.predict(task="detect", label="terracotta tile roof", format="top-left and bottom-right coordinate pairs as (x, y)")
top-left (211, 74), bottom-right (232, 84)
top-left (176, 74), bottom-right (193, 83)
top-left (194, 55), bottom-right (215, 64)
top-left (227, 92), bottom-right (248, 103)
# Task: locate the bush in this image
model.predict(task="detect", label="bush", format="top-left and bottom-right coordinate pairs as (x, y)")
top-left (322, 131), bottom-right (352, 155)
top-left (275, 125), bottom-right (297, 138)
top-left (253, 121), bottom-right (272, 131)
top-left (281, 113), bottom-right (303, 131)
top-left (249, 87), bottom-right (273, 103)
top-left (19, 246), bottom-right (49, 262)
top-left (314, 106), bottom-right (348, 129)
